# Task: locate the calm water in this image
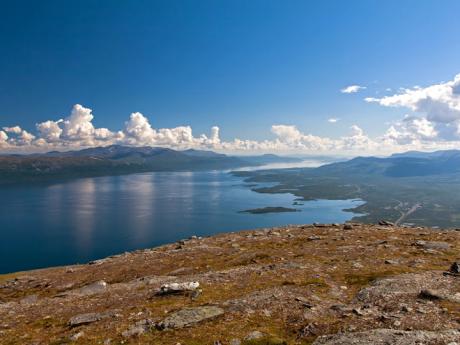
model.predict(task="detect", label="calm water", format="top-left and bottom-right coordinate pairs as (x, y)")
top-left (0, 171), bottom-right (362, 273)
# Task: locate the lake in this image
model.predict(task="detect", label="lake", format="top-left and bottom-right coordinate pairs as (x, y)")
top-left (0, 171), bottom-right (363, 273)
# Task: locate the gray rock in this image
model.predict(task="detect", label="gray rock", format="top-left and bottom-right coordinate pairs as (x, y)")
top-left (295, 296), bottom-right (313, 308)
top-left (244, 331), bottom-right (265, 341)
top-left (414, 240), bottom-right (450, 250)
top-left (313, 223), bottom-right (327, 227)
top-left (157, 281), bottom-right (200, 295)
top-left (122, 319), bottom-right (155, 338)
top-left (70, 331), bottom-right (84, 341)
top-left (157, 306), bottom-right (224, 329)
top-left (59, 280), bottom-right (108, 297)
top-left (88, 258), bottom-right (111, 265)
top-left (343, 224), bottom-right (353, 230)
top-left (449, 262), bottom-right (460, 274)
top-left (307, 235), bottom-right (322, 241)
top-left (68, 311), bottom-right (113, 327)
top-left (122, 324), bottom-right (148, 338)
top-left (78, 280), bottom-right (108, 296)
top-left (355, 272), bottom-right (455, 304)
top-left (230, 339), bottom-right (241, 345)
top-left (312, 329), bottom-right (460, 345)
top-left (378, 220), bottom-right (394, 226)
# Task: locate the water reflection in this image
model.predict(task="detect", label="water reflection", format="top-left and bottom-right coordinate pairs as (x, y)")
top-left (123, 174), bottom-right (155, 243)
top-left (0, 171), bottom-right (363, 273)
top-left (72, 178), bottom-right (97, 254)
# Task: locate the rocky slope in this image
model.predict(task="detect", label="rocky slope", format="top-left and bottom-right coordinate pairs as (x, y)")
top-left (1, 223), bottom-right (460, 344)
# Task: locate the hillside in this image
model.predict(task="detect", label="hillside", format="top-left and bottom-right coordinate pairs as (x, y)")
top-left (0, 146), bottom-right (301, 184)
top-left (1, 223), bottom-right (459, 344)
top-left (236, 150), bottom-right (460, 228)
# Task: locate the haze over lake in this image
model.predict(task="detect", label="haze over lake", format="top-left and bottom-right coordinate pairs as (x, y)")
top-left (0, 170), bottom-right (362, 273)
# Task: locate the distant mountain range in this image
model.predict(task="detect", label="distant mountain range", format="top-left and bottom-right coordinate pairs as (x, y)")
top-left (0, 145), bottom-right (301, 184)
top-left (314, 149), bottom-right (460, 177)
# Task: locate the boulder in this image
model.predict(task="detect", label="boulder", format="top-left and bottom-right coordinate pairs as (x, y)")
top-left (122, 320), bottom-right (154, 338)
top-left (68, 310), bottom-right (114, 327)
top-left (355, 272), bottom-right (452, 304)
top-left (244, 331), bottom-right (265, 341)
top-left (58, 280), bottom-right (108, 297)
top-left (156, 281), bottom-right (199, 296)
top-left (157, 306), bottom-right (224, 329)
top-left (69, 331), bottom-right (84, 341)
top-left (414, 240), bottom-right (450, 250)
top-left (77, 280), bottom-right (108, 296)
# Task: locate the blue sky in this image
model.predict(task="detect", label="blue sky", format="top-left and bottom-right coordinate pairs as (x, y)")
top-left (1, 0), bottom-right (460, 154)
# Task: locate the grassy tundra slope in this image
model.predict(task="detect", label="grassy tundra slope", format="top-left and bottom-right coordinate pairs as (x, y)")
top-left (1, 223), bottom-right (459, 344)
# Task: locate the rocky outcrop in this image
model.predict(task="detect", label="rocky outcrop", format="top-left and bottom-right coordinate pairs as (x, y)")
top-left (68, 310), bottom-right (115, 327)
top-left (312, 329), bottom-right (460, 344)
top-left (156, 281), bottom-right (200, 295)
top-left (157, 306), bottom-right (224, 329)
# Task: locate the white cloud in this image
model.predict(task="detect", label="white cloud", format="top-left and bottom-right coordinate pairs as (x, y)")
top-left (341, 85), bottom-right (366, 94)
top-left (3, 126), bottom-right (35, 146)
top-left (0, 130), bottom-right (8, 147)
top-left (382, 116), bottom-right (438, 145)
top-left (328, 118), bottom-right (339, 123)
top-left (36, 120), bottom-right (63, 142)
top-left (0, 106), bottom-right (420, 154)
top-left (367, 73), bottom-right (460, 143)
top-left (339, 125), bottom-right (377, 151)
top-left (365, 74), bottom-right (460, 123)
top-left (123, 112), bottom-right (156, 145)
top-left (3, 126), bottom-right (22, 134)
top-left (3, 86), bottom-right (460, 155)
top-left (62, 104), bottom-right (97, 140)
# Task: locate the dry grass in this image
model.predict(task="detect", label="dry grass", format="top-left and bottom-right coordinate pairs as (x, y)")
top-left (1, 224), bottom-right (459, 344)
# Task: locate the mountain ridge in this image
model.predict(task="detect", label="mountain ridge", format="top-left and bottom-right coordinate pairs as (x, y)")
top-left (0, 145), bottom-right (302, 184)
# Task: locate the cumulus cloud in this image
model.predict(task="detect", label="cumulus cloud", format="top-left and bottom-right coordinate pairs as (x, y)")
top-left (62, 104), bottom-right (98, 141)
top-left (270, 125), bottom-right (334, 151)
top-left (382, 116), bottom-right (438, 145)
top-left (365, 74), bottom-right (460, 123)
top-left (339, 125), bottom-right (377, 151)
top-left (365, 75), bottom-right (460, 123)
top-left (3, 126), bottom-right (22, 134)
top-left (36, 120), bottom-right (63, 142)
top-left (328, 118), bottom-right (339, 123)
top-left (0, 103), bottom-right (422, 155)
top-left (341, 85), bottom-right (366, 94)
top-left (3, 126), bottom-right (35, 146)
top-left (367, 73), bottom-right (460, 144)
top-left (0, 130), bottom-right (8, 147)
top-left (4, 81), bottom-right (460, 156)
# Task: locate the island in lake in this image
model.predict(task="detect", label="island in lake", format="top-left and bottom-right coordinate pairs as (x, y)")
top-left (240, 206), bottom-right (300, 214)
